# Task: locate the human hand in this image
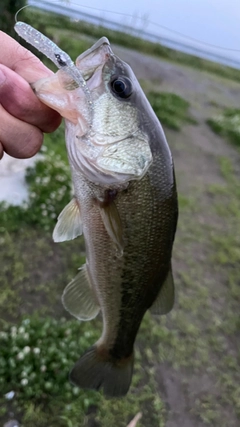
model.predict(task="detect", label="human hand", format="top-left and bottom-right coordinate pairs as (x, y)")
top-left (0, 31), bottom-right (62, 160)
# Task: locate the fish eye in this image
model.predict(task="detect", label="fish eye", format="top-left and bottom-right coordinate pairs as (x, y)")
top-left (110, 77), bottom-right (132, 99)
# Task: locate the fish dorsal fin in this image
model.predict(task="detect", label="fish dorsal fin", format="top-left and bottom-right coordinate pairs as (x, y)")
top-left (149, 268), bottom-right (175, 315)
top-left (99, 202), bottom-right (124, 256)
top-left (62, 264), bottom-right (100, 321)
top-left (53, 198), bottom-right (82, 243)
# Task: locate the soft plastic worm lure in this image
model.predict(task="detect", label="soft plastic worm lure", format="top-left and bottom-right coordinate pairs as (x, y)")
top-left (14, 21), bottom-right (93, 110)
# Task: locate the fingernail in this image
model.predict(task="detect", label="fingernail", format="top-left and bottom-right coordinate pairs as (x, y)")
top-left (0, 68), bottom-right (6, 86)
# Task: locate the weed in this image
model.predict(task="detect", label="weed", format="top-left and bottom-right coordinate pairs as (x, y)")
top-left (0, 317), bottom-right (99, 402)
top-left (207, 109), bottom-right (240, 147)
top-left (148, 92), bottom-right (196, 130)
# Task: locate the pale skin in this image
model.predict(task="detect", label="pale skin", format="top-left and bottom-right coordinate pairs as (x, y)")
top-left (0, 31), bottom-right (61, 160)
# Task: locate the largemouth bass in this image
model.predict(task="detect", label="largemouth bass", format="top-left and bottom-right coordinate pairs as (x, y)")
top-left (15, 23), bottom-right (178, 397)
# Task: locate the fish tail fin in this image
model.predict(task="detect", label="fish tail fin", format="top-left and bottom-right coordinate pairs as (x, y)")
top-left (69, 345), bottom-right (134, 397)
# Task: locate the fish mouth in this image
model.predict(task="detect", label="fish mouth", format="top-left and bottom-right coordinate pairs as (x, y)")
top-left (76, 37), bottom-right (113, 83)
top-left (78, 37), bottom-right (111, 60)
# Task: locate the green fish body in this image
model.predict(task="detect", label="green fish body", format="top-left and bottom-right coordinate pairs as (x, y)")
top-left (32, 37), bottom-right (178, 397)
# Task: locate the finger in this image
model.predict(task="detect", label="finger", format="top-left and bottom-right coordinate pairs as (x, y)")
top-left (0, 30), bottom-right (53, 81)
top-left (0, 142), bottom-right (3, 159)
top-left (0, 65), bottom-right (61, 133)
top-left (0, 104), bottom-right (43, 158)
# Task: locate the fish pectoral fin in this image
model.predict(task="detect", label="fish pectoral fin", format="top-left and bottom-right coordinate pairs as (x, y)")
top-left (100, 202), bottom-right (124, 256)
top-left (149, 268), bottom-right (175, 315)
top-left (62, 264), bottom-right (100, 321)
top-left (53, 198), bottom-right (82, 242)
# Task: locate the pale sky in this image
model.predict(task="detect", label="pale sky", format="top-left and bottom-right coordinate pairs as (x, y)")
top-left (31, 0), bottom-right (240, 62)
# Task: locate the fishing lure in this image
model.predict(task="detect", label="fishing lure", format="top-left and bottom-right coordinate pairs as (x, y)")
top-left (14, 20), bottom-right (93, 113)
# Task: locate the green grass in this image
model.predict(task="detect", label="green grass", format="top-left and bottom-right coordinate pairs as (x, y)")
top-left (148, 92), bottom-right (196, 130)
top-left (0, 317), bottom-right (100, 401)
top-left (207, 109), bottom-right (240, 147)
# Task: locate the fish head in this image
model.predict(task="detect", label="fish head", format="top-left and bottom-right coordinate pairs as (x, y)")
top-left (73, 37), bottom-right (153, 186)
top-left (32, 37), bottom-right (153, 187)
top-left (76, 37), bottom-right (146, 140)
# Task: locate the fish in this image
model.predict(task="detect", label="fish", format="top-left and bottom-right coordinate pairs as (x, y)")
top-left (15, 23), bottom-right (178, 397)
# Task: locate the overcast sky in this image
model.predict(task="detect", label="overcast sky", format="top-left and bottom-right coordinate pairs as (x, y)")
top-left (36, 0), bottom-right (240, 61)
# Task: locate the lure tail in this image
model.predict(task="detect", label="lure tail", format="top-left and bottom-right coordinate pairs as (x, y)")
top-left (70, 345), bottom-right (134, 397)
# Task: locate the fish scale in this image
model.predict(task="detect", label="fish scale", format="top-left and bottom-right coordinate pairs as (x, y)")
top-left (73, 150), bottom-right (176, 360)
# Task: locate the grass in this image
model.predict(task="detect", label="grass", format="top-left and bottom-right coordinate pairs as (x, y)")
top-left (0, 317), bottom-right (99, 401)
top-left (148, 92), bottom-right (196, 130)
top-left (207, 108), bottom-right (240, 148)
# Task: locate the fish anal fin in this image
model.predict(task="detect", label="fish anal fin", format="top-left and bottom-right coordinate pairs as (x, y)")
top-left (53, 198), bottom-right (82, 243)
top-left (150, 268), bottom-right (175, 315)
top-left (70, 345), bottom-right (134, 397)
top-left (62, 265), bottom-right (100, 321)
top-left (100, 202), bottom-right (124, 256)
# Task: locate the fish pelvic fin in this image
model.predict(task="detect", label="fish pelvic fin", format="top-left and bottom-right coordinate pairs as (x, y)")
top-left (149, 267), bottom-right (175, 315)
top-left (70, 345), bottom-right (134, 397)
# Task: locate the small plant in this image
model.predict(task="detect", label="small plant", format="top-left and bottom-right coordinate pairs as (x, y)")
top-left (207, 108), bottom-right (240, 147)
top-left (0, 316), bottom-right (99, 404)
top-left (148, 91), bottom-right (196, 130)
